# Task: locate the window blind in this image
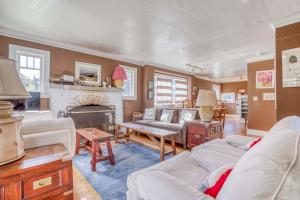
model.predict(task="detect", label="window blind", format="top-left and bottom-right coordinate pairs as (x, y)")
top-left (154, 73), bottom-right (188, 106)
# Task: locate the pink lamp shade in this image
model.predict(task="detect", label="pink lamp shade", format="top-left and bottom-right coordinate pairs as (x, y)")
top-left (112, 65), bottom-right (128, 80)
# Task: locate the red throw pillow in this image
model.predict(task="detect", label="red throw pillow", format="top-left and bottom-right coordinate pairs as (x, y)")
top-left (204, 168), bottom-right (233, 198)
top-left (248, 138), bottom-right (261, 149)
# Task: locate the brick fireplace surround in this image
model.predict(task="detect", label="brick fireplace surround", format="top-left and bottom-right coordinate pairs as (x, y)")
top-left (49, 84), bottom-right (124, 124)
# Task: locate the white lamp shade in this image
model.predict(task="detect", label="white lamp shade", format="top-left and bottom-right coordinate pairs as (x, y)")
top-left (0, 57), bottom-right (30, 100)
top-left (195, 89), bottom-right (218, 106)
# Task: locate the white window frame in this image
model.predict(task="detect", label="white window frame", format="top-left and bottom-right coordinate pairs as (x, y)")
top-left (122, 65), bottom-right (137, 100)
top-left (221, 92), bottom-right (236, 103)
top-left (212, 84), bottom-right (221, 100)
top-left (9, 44), bottom-right (50, 98)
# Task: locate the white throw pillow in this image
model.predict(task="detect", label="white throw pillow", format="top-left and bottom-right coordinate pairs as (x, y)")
top-left (143, 108), bottom-right (156, 120)
top-left (179, 109), bottom-right (197, 124)
top-left (160, 109), bottom-right (174, 123)
top-left (217, 129), bottom-right (300, 200)
top-left (269, 115), bottom-right (300, 133)
top-left (224, 135), bottom-right (255, 148)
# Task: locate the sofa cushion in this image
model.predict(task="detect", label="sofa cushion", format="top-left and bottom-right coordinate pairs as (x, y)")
top-left (134, 119), bottom-right (155, 125)
top-left (143, 108), bottom-right (156, 120)
top-left (160, 109), bottom-right (174, 123)
top-left (179, 109), bottom-right (197, 124)
top-left (191, 139), bottom-right (245, 171)
top-left (162, 123), bottom-right (183, 132)
top-left (217, 129), bottom-right (300, 200)
top-left (155, 108), bottom-right (163, 121)
top-left (269, 115), bottom-right (300, 133)
top-left (137, 171), bottom-right (214, 200)
top-left (148, 121), bottom-right (166, 129)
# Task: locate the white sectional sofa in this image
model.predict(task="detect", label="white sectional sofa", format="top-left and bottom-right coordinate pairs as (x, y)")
top-left (127, 116), bottom-right (300, 200)
top-left (16, 111), bottom-right (76, 159)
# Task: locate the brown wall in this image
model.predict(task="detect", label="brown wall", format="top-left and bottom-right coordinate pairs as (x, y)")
top-left (276, 22), bottom-right (300, 120)
top-left (0, 35), bottom-right (215, 121)
top-left (221, 81), bottom-right (247, 114)
top-left (0, 35), bottom-right (143, 121)
top-left (247, 59), bottom-right (276, 131)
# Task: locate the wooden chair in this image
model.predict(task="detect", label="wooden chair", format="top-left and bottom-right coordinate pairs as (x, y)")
top-left (183, 100), bottom-right (193, 108)
top-left (213, 107), bottom-right (226, 127)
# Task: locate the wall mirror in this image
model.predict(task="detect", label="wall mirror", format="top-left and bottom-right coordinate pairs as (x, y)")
top-left (75, 61), bottom-right (101, 86)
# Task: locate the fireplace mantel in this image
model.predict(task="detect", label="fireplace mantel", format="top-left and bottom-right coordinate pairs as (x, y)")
top-left (49, 84), bottom-right (123, 92)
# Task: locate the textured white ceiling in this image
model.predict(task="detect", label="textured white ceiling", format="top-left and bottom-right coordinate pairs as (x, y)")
top-left (0, 0), bottom-right (300, 82)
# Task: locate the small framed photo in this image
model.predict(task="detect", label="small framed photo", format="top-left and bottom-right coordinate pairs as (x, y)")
top-left (256, 70), bottom-right (274, 89)
top-left (263, 92), bottom-right (275, 101)
top-left (148, 91), bottom-right (154, 99)
top-left (148, 80), bottom-right (154, 89)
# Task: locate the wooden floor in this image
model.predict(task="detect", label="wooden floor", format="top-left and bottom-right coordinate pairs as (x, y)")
top-left (73, 117), bottom-right (246, 199)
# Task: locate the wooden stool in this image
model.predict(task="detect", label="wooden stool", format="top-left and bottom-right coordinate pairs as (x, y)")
top-left (75, 128), bottom-right (115, 171)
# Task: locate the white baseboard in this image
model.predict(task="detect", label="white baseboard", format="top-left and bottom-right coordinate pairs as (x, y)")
top-left (247, 129), bottom-right (267, 137)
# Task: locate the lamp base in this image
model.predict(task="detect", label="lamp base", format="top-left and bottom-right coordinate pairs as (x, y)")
top-left (199, 106), bottom-right (214, 122)
top-left (114, 79), bottom-right (124, 88)
top-left (0, 101), bottom-right (25, 166)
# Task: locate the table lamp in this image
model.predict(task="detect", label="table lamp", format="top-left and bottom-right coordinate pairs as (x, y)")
top-left (112, 65), bottom-right (128, 88)
top-left (0, 57), bottom-right (30, 165)
top-left (195, 89), bottom-right (218, 122)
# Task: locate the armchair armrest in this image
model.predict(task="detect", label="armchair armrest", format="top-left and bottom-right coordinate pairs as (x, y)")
top-left (137, 171), bottom-right (214, 200)
top-left (22, 118), bottom-right (76, 159)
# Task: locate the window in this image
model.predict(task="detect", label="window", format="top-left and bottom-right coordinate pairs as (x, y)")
top-left (212, 84), bottom-right (221, 100)
top-left (154, 73), bottom-right (188, 106)
top-left (221, 93), bottom-right (236, 103)
top-left (122, 66), bottom-right (137, 100)
top-left (9, 44), bottom-right (50, 110)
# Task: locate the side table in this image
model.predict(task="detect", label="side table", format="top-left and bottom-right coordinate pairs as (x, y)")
top-left (75, 128), bottom-right (115, 171)
top-left (187, 120), bottom-right (223, 149)
top-left (0, 144), bottom-right (73, 199)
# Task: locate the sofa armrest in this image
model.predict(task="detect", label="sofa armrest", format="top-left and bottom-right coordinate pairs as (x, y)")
top-left (22, 118), bottom-right (76, 159)
top-left (133, 114), bottom-right (144, 122)
top-left (137, 171), bottom-right (213, 200)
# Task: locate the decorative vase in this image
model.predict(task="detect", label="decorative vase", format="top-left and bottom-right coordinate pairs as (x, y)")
top-left (114, 79), bottom-right (124, 88)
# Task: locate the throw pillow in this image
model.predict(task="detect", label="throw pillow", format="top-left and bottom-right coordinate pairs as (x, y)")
top-left (199, 163), bottom-right (234, 198)
top-left (160, 109), bottom-right (174, 123)
top-left (179, 109), bottom-right (197, 124)
top-left (143, 108), bottom-right (156, 120)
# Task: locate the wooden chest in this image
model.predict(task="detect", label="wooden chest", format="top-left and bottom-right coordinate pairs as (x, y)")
top-left (187, 121), bottom-right (223, 149)
top-left (0, 144), bottom-right (73, 200)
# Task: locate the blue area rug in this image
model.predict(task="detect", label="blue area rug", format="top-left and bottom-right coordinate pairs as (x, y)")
top-left (73, 142), bottom-right (163, 200)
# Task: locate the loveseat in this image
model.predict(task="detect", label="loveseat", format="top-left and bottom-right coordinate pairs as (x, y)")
top-left (127, 116), bottom-right (300, 200)
top-left (133, 108), bottom-right (202, 148)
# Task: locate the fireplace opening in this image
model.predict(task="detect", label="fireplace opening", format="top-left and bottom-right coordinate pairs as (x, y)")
top-left (66, 104), bottom-right (115, 135)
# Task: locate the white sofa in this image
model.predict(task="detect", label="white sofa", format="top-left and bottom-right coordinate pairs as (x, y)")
top-left (16, 111), bottom-right (76, 159)
top-left (127, 116), bottom-right (300, 200)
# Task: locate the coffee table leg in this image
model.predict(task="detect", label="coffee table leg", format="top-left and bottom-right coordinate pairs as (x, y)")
top-left (91, 141), bottom-right (99, 171)
top-left (160, 137), bottom-right (165, 162)
top-left (171, 136), bottom-right (176, 156)
top-left (106, 138), bottom-right (115, 166)
top-left (75, 132), bottom-right (81, 155)
top-left (115, 125), bottom-right (120, 143)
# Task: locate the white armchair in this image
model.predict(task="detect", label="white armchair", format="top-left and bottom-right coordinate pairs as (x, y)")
top-left (17, 111), bottom-right (76, 160)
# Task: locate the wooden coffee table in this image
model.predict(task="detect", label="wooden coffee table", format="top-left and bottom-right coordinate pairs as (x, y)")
top-left (115, 122), bottom-right (178, 161)
top-left (75, 128), bottom-right (115, 171)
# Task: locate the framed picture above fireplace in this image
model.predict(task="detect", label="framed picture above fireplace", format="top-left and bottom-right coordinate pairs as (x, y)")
top-left (75, 61), bottom-right (101, 86)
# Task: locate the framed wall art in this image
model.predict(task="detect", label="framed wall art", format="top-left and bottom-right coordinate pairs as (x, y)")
top-left (256, 70), bottom-right (274, 89)
top-left (282, 47), bottom-right (300, 88)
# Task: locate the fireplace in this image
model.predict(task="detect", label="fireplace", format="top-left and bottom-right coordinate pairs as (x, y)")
top-left (66, 104), bottom-right (115, 135)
